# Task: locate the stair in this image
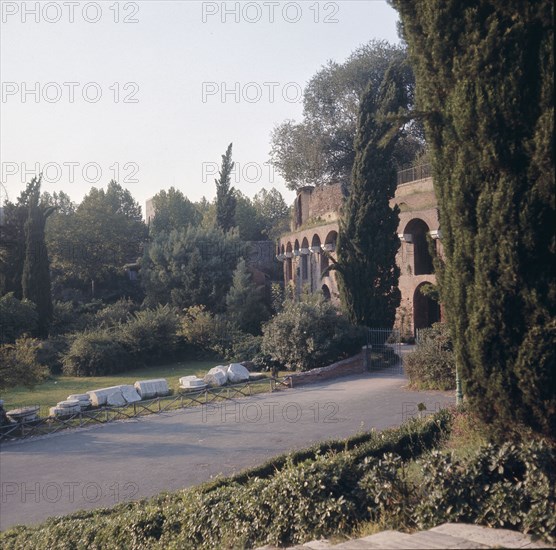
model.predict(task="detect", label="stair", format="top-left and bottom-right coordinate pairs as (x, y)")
top-left (260, 523), bottom-right (553, 549)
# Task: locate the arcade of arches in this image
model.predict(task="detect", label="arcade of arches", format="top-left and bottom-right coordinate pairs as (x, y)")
top-left (277, 175), bottom-right (442, 338)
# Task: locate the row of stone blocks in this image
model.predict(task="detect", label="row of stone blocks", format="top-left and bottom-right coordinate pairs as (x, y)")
top-left (48, 379), bottom-right (171, 417)
top-left (179, 363), bottom-right (251, 390)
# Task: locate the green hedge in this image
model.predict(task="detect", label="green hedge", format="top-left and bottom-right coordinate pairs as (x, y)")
top-left (0, 412), bottom-right (451, 549)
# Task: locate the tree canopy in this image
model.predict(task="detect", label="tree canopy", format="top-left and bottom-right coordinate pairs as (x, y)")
top-left (270, 40), bottom-right (423, 190)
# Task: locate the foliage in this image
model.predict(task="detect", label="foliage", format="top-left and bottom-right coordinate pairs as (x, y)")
top-left (261, 295), bottom-right (365, 371)
top-left (61, 306), bottom-right (180, 376)
top-left (215, 143), bottom-right (237, 232)
top-left (334, 62), bottom-right (407, 328)
top-left (46, 180), bottom-right (147, 299)
top-left (93, 298), bottom-right (138, 328)
top-left (0, 293), bottom-right (38, 344)
top-left (225, 258), bottom-right (269, 334)
top-left (403, 323), bottom-right (455, 390)
top-left (270, 40), bottom-right (423, 190)
top-left (119, 305), bottom-right (180, 360)
top-left (0, 337), bottom-right (49, 391)
top-left (252, 187), bottom-right (291, 240)
top-left (229, 333), bottom-right (262, 364)
top-left (61, 329), bottom-right (132, 376)
top-left (18, 177), bottom-right (55, 337)
top-left (393, 0), bottom-right (555, 438)
top-left (149, 187), bottom-right (201, 235)
top-left (142, 225), bottom-right (245, 311)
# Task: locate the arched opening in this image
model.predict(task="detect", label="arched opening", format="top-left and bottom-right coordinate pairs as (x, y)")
top-left (413, 282), bottom-right (441, 333)
top-left (285, 242), bottom-right (293, 281)
top-left (301, 237), bottom-right (310, 282)
top-left (404, 219), bottom-right (434, 275)
top-left (324, 231), bottom-right (338, 251)
top-left (322, 284), bottom-right (331, 301)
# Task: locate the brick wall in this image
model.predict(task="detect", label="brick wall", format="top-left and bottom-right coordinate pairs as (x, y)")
top-left (283, 353), bottom-right (365, 387)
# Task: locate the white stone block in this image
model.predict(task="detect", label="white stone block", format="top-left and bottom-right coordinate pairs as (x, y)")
top-left (179, 376), bottom-right (206, 389)
top-left (87, 386), bottom-right (126, 407)
top-left (119, 384), bottom-right (142, 403)
top-left (57, 399), bottom-right (81, 409)
top-left (134, 379), bottom-right (170, 399)
top-left (227, 363), bottom-right (250, 384)
top-left (204, 366), bottom-right (228, 387)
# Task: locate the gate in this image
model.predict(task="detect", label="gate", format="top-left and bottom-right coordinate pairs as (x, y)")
top-left (364, 328), bottom-right (403, 374)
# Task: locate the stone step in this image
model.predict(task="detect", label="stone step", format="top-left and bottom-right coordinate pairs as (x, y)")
top-left (407, 530), bottom-right (488, 548)
top-left (357, 530), bottom-right (420, 548)
top-left (429, 523), bottom-right (553, 549)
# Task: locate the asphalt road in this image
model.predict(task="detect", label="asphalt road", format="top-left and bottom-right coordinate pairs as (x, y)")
top-left (0, 368), bottom-right (454, 531)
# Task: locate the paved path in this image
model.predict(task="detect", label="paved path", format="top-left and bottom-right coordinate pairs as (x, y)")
top-left (0, 370), bottom-right (453, 531)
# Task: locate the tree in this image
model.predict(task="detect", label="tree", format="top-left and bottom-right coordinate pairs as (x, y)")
top-left (46, 180), bottom-right (147, 298)
top-left (149, 187), bottom-right (201, 235)
top-left (215, 143), bottom-right (237, 232)
top-left (0, 185), bottom-right (35, 298)
top-left (142, 225), bottom-right (245, 312)
top-left (392, 0), bottom-right (555, 437)
top-left (270, 40), bottom-right (423, 190)
top-left (225, 258), bottom-right (269, 334)
top-left (333, 63), bottom-right (408, 328)
top-left (0, 293), bottom-right (38, 344)
top-left (21, 176), bottom-right (55, 337)
top-left (252, 188), bottom-right (290, 240)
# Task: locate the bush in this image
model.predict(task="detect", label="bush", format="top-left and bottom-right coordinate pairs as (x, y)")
top-left (403, 323), bottom-right (455, 390)
top-left (93, 298), bottom-right (138, 328)
top-left (414, 440), bottom-right (556, 540)
top-left (61, 329), bottom-right (132, 376)
top-left (0, 337), bottom-right (49, 390)
top-left (120, 305), bottom-right (180, 359)
top-left (0, 293), bottom-right (38, 344)
top-left (261, 295), bottom-right (365, 371)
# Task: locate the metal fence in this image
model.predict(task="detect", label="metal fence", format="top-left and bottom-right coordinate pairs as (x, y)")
top-left (0, 378), bottom-right (292, 443)
top-left (363, 329), bottom-right (403, 374)
top-left (397, 163), bottom-right (432, 186)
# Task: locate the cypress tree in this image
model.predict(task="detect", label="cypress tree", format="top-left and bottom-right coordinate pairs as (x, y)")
top-left (215, 143), bottom-right (237, 232)
top-left (21, 177), bottom-right (55, 338)
top-left (392, 0), bottom-right (555, 437)
top-left (334, 63), bottom-right (409, 328)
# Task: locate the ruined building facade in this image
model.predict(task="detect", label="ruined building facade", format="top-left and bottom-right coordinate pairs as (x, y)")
top-left (277, 166), bottom-right (441, 338)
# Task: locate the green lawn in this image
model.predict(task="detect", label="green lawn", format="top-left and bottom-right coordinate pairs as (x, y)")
top-left (1, 359), bottom-right (221, 415)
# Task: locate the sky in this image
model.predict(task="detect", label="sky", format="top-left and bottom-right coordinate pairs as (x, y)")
top-left (0, 0), bottom-right (401, 217)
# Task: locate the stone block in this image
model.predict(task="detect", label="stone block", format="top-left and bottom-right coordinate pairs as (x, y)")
top-left (118, 384), bottom-right (141, 403)
top-left (204, 366), bottom-right (228, 387)
top-left (134, 379), bottom-right (170, 399)
top-left (227, 363), bottom-right (250, 383)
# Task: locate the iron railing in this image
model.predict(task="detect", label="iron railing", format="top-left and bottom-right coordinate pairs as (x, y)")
top-left (363, 329), bottom-right (402, 373)
top-left (0, 378), bottom-right (292, 443)
top-left (397, 163), bottom-right (431, 186)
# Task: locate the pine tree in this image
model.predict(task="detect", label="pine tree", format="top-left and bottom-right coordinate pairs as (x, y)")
top-left (21, 176), bottom-right (55, 337)
top-left (225, 258), bottom-right (269, 334)
top-left (392, 0), bottom-right (555, 437)
top-left (334, 63), bottom-right (409, 328)
top-left (215, 143), bottom-right (237, 232)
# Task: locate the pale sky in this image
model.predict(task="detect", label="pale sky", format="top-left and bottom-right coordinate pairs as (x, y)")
top-left (0, 0), bottom-right (401, 216)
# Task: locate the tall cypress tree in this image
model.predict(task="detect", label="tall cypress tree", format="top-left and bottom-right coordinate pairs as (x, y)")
top-left (215, 143), bottom-right (237, 232)
top-left (334, 63), bottom-right (409, 328)
top-left (21, 176), bottom-right (55, 337)
top-left (392, 0), bottom-right (555, 437)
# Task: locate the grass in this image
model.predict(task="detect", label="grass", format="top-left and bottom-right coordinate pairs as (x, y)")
top-left (1, 359), bottom-right (220, 414)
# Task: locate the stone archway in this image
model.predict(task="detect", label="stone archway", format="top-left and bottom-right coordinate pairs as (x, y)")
top-left (413, 282), bottom-right (441, 333)
top-left (404, 218), bottom-right (434, 275)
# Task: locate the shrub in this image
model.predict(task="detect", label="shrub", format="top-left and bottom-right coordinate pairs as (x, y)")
top-left (0, 293), bottom-right (38, 344)
top-left (403, 323), bottom-right (455, 390)
top-left (228, 333), bottom-right (262, 363)
top-left (93, 298), bottom-right (138, 328)
top-left (61, 329), bottom-right (132, 376)
top-left (261, 295), bottom-right (365, 371)
top-left (120, 305), bottom-right (180, 359)
top-left (0, 337), bottom-right (49, 390)
top-left (414, 440), bottom-right (556, 540)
